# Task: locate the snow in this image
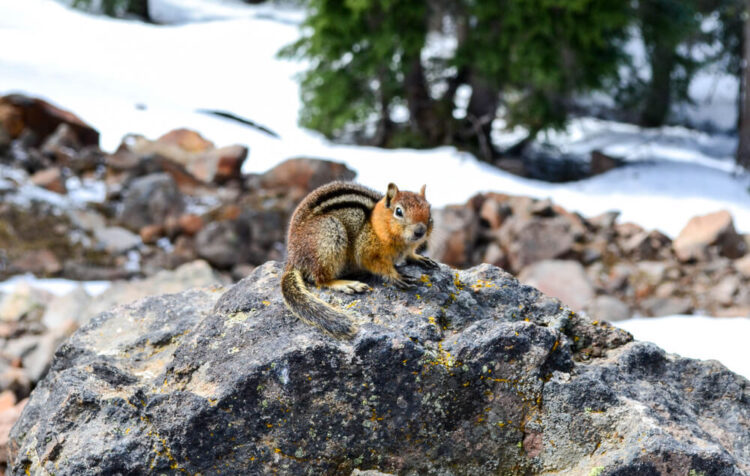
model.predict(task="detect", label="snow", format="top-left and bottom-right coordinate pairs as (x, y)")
top-left (0, 274), bottom-right (110, 297)
top-left (616, 316), bottom-right (750, 380)
top-left (0, 0), bottom-right (749, 379)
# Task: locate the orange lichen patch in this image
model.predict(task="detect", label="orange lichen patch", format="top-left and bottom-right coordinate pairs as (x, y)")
top-left (453, 273), bottom-right (465, 290)
top-left (262, 300), bottom-right (270, 306)
top-left (470, 279), bottom-right (496, 291)
top-left (552, 340), bottom-right (560, 352)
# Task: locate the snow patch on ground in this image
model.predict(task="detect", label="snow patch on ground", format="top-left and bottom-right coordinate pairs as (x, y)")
top-left (0, 274), bottom-right (110, 297)
top-left (616, 316), bottom-right (750, 380)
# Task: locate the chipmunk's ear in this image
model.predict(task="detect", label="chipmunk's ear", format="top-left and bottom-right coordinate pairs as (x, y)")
top-left (419, 184), bottom-right (426, 198)
top-left (386, 183), bottom-right (398, 208)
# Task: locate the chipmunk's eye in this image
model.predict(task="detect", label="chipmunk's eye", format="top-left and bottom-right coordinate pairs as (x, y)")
top-left (395, 207), bottom-right (403, 218)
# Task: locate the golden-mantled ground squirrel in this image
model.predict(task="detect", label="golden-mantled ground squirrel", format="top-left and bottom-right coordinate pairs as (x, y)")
top-left (281, 181), bottom-right (437, 338)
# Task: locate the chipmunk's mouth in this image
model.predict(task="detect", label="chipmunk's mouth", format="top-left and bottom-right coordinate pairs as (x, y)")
top-left (410, 224), bottom-right (427, 242)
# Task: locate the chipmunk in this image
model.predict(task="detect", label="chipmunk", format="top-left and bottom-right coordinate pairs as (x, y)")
top-left (281, 181), bottom-right (437, 339)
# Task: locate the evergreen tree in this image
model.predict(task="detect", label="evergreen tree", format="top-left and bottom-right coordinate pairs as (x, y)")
top-left (283, 0), bottom-right (630, 161)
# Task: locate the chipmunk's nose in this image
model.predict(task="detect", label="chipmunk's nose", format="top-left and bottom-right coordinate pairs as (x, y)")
top-left (413, 224), bottom-right (427, 239)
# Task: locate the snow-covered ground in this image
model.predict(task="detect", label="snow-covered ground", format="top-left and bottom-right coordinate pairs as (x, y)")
top-left (0, 0), bottom-right (749, 379)
top-left (617, 316), bottom-right (750, 380)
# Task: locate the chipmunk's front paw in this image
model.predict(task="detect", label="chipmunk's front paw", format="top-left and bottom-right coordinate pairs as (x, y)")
top-left (412, 255), bottom-right (439, 269)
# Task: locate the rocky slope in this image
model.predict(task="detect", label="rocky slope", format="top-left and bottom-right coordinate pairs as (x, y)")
top-left (9, 261), bottom-right (749, 475)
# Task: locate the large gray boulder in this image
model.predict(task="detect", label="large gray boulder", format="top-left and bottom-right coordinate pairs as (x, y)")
top-left (9, 262), bottom-right (750, 475)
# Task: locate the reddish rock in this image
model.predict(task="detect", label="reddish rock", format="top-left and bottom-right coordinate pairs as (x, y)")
top-left (139, 224), bottom-right (164, 244)
top-left (10, 249), bottom-right (62, 276)
top-left (0, 398), bottom-right (27, 464)
top-left (178, 214), bottom-right (204, 236)
top-left (518, 260), bottom-right (595, 312)
top-left (193, 144), bottom-right (248, 183)
top-left (478, 196), bottom-right (507, 230)
top-left (502, 217), bottom-right (575, 273)
top-left (0, 103), bottom-right (24, 138)
top-left (119, 131), bottom-right (246, 185)
top-left (429, 205), bottom-right (480, 268)
top-left (259, 158), bottom-right (356, 195)
top-left (157, 128), bottom-right (214, 153)
top-left (621, 230), bottom-right (671, 260)
top-left (0, 94), bottom-right (99, 145)
top-left (0, 392), bottom-right (15, 414)
top-left (673, 210), bottom-right (746, 262)
top-left (30, 167), bottom-right (66, 194)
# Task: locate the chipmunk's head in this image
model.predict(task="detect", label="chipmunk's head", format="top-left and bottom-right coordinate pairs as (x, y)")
top-left (384, 182), bottom-right (433, 244)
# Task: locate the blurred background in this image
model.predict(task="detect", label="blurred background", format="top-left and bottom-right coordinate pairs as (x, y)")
top-left (1, 0), bottom-right (750, 462)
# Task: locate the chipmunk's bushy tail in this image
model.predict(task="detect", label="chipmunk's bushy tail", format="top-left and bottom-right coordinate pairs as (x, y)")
top-left (281, 266), bottom-right (357, 339)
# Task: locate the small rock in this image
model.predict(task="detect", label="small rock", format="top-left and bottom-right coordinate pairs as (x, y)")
top-left (118, 173), bottom-right (185, 231)
top-left (530, 198), bottom-right (554, 217)
top-left (639, 296), bottom-right (693, 317)
top-left (429, 205), bottom-right (480, 268)
top-left (40, 123), bottom-right (80, 164)
top-left (157, 128), bottom-right (214, 152)
top-left (0, 284), bottom-right (53, 323)
top-left (68, 209), bottom-right (106, 232)
top-left (621, 230), bottom-right (671, 260)
top-left (0, 398), bottom-right (27, 464)
top-left (586, 295), bottom-right (631, 322)
top-left (139, 224), bottom-right (164, 245)
top-left (94, 226), bottom-right (142, 254)
top-left (0, 102), bottom-right (24, 139)
top-left (478, 196), bottom-right (505, 229)
top-left (0, 94), bottom-right (99, 146)
top-left (194, 221), bottom-right (250, 269)
top-left (504, 217), bottom-right (575, 273)
top-left (30, 167), bottom-right (66, 194)
top-left (588, 210), bottom-right (620, 230)
top-left (42, 286), bottom-right (91, 329)
top-left (714, 274), bottom-right (741, 306)
top-left (259, 157), bottom-right (356, 197)
top-left (673, 210), bottom-right (746, 262)
top-left (11, 249), bottom-right (62, 276)
top-left (0, 391), bottom-right (16, 413)
top-left (482, 242), bottom-right (507, 268)
top-left (178, 214), bottom-right (204, 236)
top-left (654, 281), bottom-right (679, 299)
top-left (734, 254), bottom-right (750, 278)
top-left (199, 144), bottom-right (248, 183)
top-left (518, 260), bottom-right (595, 311)
top-left (0, 367), bottom-right (30, 400)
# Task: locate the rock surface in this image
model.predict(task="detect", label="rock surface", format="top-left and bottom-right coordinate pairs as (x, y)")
top-left (673, 210), bottom-right (747, 262)
top-left (10, 262), bottom-right (750, 475)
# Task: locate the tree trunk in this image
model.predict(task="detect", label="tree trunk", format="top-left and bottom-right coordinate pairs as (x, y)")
top-left (736, 0), bottom-right (750, 170)
top-left (404, 55), bottom-right (443, 144)
top-left (460, 73), bottom-right (499, 161)
top-left (126, 0), bottom-right (151, 21)
top-left (641, 42), bottom-right (676, 127)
